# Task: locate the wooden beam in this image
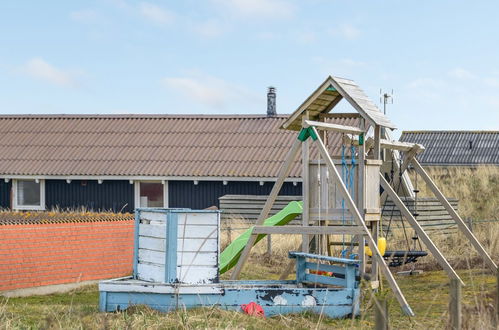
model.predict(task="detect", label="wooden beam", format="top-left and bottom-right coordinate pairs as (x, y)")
top-left (379, 174), bottom-right (464, 285)
top-left (319, 113), bottom-right (361, 119)
top-left (302, 114), bottom-right (310, 252)
top-left (310, 126), bottom-right (414, 316)
top-left (380, 139), bottom-right (425, 152)
top-left (411, 159), bottom-right (498, 274)
top-left (304, 120), bottom-right (364, 135)
top-left (252, 225), bottom-right (365, 235)
top-left (357, 118), bottom-right (366, 275)
top-left (380, 148), bottom-right (418, 205)
top-left (229, 138), bottom-right (303, 280)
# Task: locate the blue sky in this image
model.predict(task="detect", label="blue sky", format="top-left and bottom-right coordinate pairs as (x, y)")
top-left (1, 1), bottom-right (498, 137)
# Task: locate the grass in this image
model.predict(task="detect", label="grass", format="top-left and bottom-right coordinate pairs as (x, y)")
top-left (408, 166), bottom-right (499, 220)
top-left (0, 262), bottom-right (497, 329)
top-left (1, 166), bottom-right (498, 328)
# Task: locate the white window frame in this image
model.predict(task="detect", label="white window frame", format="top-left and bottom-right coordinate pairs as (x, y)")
top-left (12, 179), bottom-right (46, 211)
top-left (134, 180), bottom-right (168, 209)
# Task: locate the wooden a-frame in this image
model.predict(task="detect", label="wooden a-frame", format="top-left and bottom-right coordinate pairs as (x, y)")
top-left (230, 126), bottom-right (415, 316)
top-left (378, 141), bottom-right (497, 275)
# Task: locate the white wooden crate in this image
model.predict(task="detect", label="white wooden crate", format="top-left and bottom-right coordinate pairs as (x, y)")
top-left (135, 210), bottom-right (220, 284)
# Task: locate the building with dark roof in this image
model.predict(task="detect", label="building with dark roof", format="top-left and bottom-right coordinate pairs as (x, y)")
top-left (0, 113), bottom-right (359, 212)
top-left (399, 131), bottom-right (499, 166)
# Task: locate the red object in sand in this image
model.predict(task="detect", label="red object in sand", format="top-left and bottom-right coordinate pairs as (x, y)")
top-left (241, 302), bottom-right (265, 317)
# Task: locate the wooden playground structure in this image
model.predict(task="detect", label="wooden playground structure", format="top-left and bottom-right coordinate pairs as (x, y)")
top-left (100, 75), bottom-right (497, 319)
top-left (229, 75), bottom-right (498, 316)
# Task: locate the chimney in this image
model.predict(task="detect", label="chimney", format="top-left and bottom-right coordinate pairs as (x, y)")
top-left (267, 86), bottom-right (276, 116)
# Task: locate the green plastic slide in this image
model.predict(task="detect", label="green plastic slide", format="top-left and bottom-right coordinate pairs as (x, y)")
top-left (219, 201), bottom-right (303, 274)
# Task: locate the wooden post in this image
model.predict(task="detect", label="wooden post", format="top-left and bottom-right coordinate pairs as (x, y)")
top-left (230, 138), bottom-right (302, 280)
top-left (266, 234), bottom-right (272, 257)
top-left (371, 125), bottom-right (381, 283)
top-left (449, 279), bottom-right (462, 330)
top-left (358, 118), bottom-right (366, 275)
top-left (374, 298), bottom-right (389, 330)
top-left (311, 127), bottom-right (414, 316)
top-left (227, 222), bottom-right (232, 244)
top-left (496, 268), bottom-right (499, 323)
top-left (412, 159), bottom-right (498, 274)
top-left (466, 218), bottom-right (473, 232)
top-left (302, 114), bottom-right (310, 253)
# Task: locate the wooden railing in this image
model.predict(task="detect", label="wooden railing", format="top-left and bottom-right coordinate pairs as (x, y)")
top-left (288, 252), bottom-right (359, 288)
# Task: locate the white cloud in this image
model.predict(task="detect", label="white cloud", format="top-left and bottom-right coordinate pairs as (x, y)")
top-left (213, 0), bottom-right (295, 19)
top-left (484, 77), bottom-right (499, 88)
top-left (138, 2), bottom-right (175, 25)
top-left (295, 30), bottom-right (316, 44)
top-left (162, 73), bottom-right (261, 109)
top-left (193, 20), bottom-right (226, 38)
top-left (312, 56), bottom-right (366, 77)
top-left (449, 68), bottom-right (475, 80)
top-left (408, 77), bottom-right (446, 89)
top-left (22, 58), bottom-right (78, 88)
top-left (256, 31), bottom-right (279, 40)
top-left (338, 58), bottom-right (365, 67)
top-left (328, 24), bottom-right (360, 40)
top-left (69, 9), bottom-right (101, 24)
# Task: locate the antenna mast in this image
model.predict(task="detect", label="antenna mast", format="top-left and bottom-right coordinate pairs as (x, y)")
top-left (380, 89), bottom-right (394, 115)
top-left (379, 89), bottom-right (394, 161)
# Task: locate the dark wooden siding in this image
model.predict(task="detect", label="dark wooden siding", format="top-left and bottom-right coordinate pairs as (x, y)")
top-left (168, 180), bottom-right (302, 210)
top-left (45, 180), bottom-right (134, 213)
top-left (0, 180), bottom-right (11, 209)
top-left (3, 179), bottom-right (300, 213)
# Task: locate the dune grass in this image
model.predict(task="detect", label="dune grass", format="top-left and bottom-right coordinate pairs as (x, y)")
top-left (408, 166), bottom-right (499, 220)
top-left (0, 263), bottom-right (496, 329)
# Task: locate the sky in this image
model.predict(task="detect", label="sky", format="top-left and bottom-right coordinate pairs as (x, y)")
top-left (1, 1), bottom-right (498, 138)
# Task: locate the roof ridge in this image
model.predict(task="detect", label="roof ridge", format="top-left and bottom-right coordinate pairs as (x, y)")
top-left (402, 130), bottom-right (499, 134)
top-left (0, 114), bottom-right (291, 119)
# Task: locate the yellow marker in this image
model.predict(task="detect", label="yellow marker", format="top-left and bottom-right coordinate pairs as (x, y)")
top-left (365, 237), bottom-right (387, 257)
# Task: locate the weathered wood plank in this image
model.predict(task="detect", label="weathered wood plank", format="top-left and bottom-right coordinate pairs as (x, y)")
top-left (137, 262), bottom-right (164, 282)
top-left (138, 249), bottom-right (165, 265)
top-left (177, 225), bottom-right (218, 239)
top-left (176, 213), bottom-right (219, 226)
top-left (177, 238), bottom-right (218, 252)
top-left (177, 252), bottom-right (217, 266)
top-left (252, 225), bottom-right (364, 235)
top-left (304, 120), bottom-right (364, 135)
top-left (139, 236), bottom-right (166, 252)
top-left (139, 224), bottom-right (166, 238)
top-left (177, 266), bottom-right (218, 284)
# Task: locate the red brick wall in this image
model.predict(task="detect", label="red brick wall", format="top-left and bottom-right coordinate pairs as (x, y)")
top-left (0, 220), bottom-right (134, 291)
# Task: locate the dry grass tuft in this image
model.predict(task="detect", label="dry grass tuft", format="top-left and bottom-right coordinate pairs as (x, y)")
top-left (409, 166), bottom-right (499, 220)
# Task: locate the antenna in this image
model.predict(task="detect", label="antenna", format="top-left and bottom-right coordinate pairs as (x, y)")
top-left (379, 89), bottom-right (394, 115)
top-left (379, 89), bottom-right (394, 162)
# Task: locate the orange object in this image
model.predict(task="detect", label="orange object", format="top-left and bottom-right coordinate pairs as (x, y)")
top-left (241, 302), bottom-right (265, 317)
top-left (309, 269), bottom-right (333, 277)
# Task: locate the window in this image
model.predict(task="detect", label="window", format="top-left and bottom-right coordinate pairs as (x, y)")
top-left (135, 181), bottom-right (168, 208)
top-left (13, 179), bottom-right (45, 210)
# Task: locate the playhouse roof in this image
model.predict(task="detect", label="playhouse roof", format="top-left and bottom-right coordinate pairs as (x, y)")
top-left (281, 75), bottom-right (396, 131)
top-left (0, 114), bottom-right (359, 179)
top-left (400, 130), bottom-right (499, 166)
